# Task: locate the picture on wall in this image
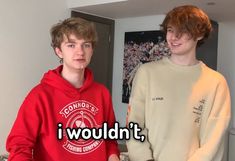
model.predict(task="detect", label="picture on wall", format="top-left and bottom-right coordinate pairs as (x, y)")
top-left (122, 30), bottom-right (171, 103)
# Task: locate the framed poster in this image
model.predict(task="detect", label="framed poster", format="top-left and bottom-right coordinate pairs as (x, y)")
top-left (122, 30), bottom-right (171, 103)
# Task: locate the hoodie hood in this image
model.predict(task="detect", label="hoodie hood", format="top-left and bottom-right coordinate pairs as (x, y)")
top-left (41, 65), bottom-right (94, 98)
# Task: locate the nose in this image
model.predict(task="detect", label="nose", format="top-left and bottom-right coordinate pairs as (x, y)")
top-left (169, 32), bottom-right (179, 41)
top-left (75, 44), bottom-right (85, 55)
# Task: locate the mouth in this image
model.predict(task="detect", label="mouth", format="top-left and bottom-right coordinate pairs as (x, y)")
top-left (74, 59), bottom-right (86, 62)
top-left (169, 42), bottom-right (181, 48)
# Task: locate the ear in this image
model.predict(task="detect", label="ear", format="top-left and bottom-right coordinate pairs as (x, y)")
top-left (55, 47), bottom-right (63, 59)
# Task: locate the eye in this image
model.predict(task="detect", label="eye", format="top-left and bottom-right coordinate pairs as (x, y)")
top-left (82, 42), bottom-right (92, 49)
top-left (167, 28), bottom-right (173, 33)
top-left (67, 44), bottom-right (75, 48)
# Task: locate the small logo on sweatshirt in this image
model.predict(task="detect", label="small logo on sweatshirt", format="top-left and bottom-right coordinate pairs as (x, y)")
top-left (59, 100), bottom-right (103, 154)
top-left (152, 97), bottom-right (164, 101)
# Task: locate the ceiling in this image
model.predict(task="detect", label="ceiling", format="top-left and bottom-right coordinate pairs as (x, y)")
top-left (71, 0), bottom-right (235, 22)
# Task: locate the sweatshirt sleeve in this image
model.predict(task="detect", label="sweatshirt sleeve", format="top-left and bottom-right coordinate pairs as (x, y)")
top-left (126, 66), bottom-right (153, 161)
top-left (6, 89), bottom-right (42, 161)
top-left (188, 77), bottom-right (231, 161)
top-left (104, 88), bottom-right (120, 158)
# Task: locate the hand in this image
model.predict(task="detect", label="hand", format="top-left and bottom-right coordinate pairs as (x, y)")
top-left (108, 154), bottom-right (120, 161)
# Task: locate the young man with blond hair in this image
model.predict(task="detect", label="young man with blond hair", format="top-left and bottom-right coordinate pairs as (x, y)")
top-left (6, 17), bottom-right (119, 161)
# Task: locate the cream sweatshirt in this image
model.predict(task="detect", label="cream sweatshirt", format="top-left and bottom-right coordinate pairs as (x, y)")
top-left (127, 57), bottom-right (231, 161)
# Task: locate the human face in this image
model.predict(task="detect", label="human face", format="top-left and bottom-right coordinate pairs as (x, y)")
top-left (166, 26), bottom-right (200, 57)
top-left (55, 34), bottom-right (93, 72)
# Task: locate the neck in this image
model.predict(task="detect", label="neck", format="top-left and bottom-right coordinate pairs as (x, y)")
top-left (170, 54), bottom-right (199, 66)
top-left (61, 67), bottom-right (85, 88)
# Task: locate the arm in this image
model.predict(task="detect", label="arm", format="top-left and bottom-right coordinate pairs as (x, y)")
top-left (126, 66), bottom-right (153, 161)
top-left (188, 78), bottom-right (231, 161)
top-left (6, 90), bottom-right (41, 161)
top-left (104, 88), bottom-right (120, 160)
top-left (108, 154), bottom-right (120, 161)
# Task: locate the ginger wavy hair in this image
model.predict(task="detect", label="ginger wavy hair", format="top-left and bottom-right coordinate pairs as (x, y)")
top-left (161, 5), bottom-right (212, 47)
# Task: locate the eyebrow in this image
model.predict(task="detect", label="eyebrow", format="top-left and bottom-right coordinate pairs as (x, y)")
top-left (64, 39), bottom-right (92, 44)
top-left (65, 39), bottom-right (76, 44)
top-left (167, 26), bottom-right (173, 29)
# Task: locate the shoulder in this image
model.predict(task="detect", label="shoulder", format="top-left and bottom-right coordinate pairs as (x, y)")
top-left (202, 64), bottom-right (228, 86)
top-left (137, 58), bottom-right (166, 74)
top-left (23, 83), bottom-right (48, 102)
top-left (92, 82), bottom-right (111, 95)
top-left (17, 84), bottom-right (46, 113)
top-left (142, 58), bottom-right (165, 68)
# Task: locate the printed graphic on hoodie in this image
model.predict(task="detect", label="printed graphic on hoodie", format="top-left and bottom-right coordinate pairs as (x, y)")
top-left (59, 100), bottom-right (103, 154)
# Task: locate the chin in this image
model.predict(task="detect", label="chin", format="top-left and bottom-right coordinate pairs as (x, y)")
top-left (74, 63), bottom-right (87, 70)
top-left (76, 66), bottom-right (86, 70)
top-left (170, 50), bottom-right (183, 55)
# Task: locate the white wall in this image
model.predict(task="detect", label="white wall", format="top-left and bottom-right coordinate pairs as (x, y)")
top-left (217, 22), bottom-right (235, 161)
top-left (218, 22), bottom-right (235, 129)
top-left (112, 15), bottom-right (165, 126)
top-left (0, 0), bottom-right (69, 154)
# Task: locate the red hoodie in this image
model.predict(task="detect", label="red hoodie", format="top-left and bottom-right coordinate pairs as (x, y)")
top-left (6, 65), bottom-right (119, 161)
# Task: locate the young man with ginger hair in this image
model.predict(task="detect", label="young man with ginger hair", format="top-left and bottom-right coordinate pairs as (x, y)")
top-left (127, 5), bottom-right (231, 161)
